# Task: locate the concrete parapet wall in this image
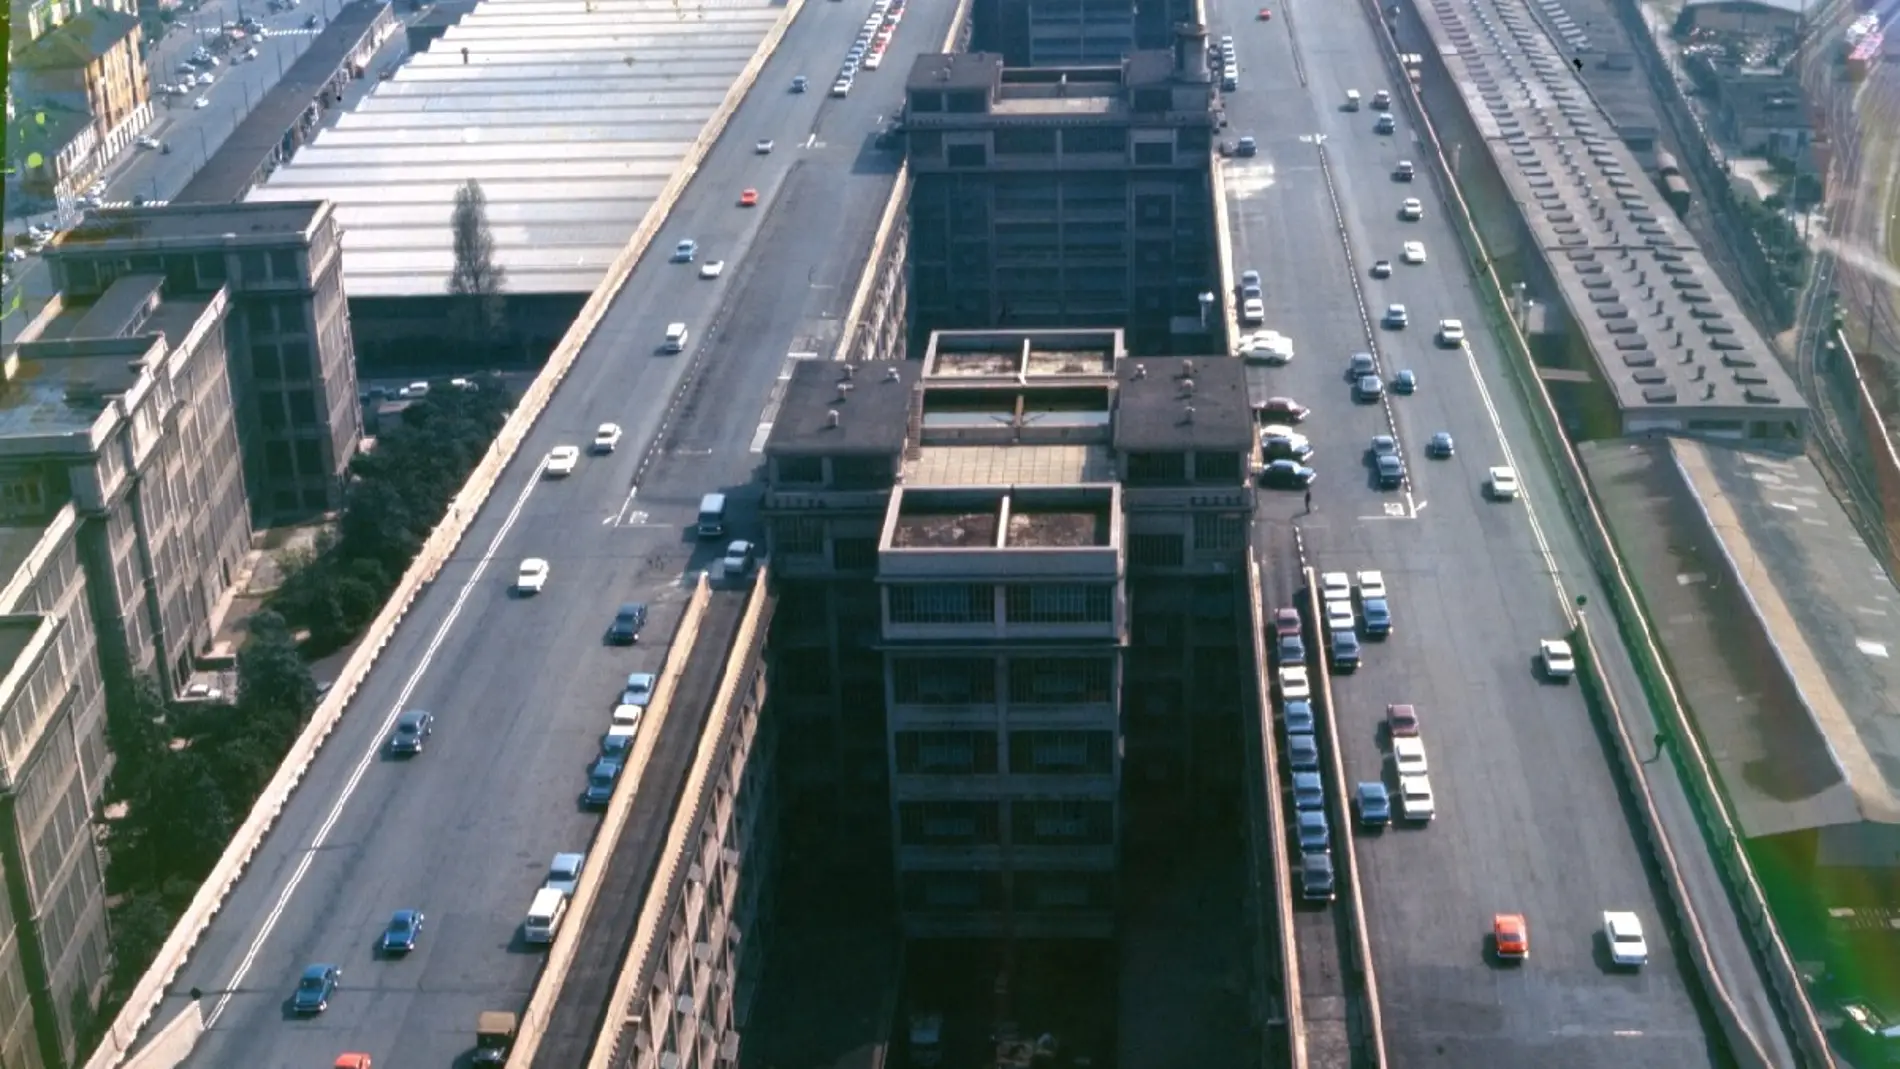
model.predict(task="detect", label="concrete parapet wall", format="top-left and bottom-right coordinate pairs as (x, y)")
top-left (1356, 0), bottom-right (1834, 1063)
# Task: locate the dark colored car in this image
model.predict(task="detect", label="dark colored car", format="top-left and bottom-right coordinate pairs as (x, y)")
top-left (1286, 732), bottom-right (1320, 772)
top-left (1263, 434), bottom-right (1314, 463)
top-left (1300, 852), bottom-right (1337, 901)
top-left (1296, 809), bottom-right (1331, 853)
top-left (1356, 781), bottom-right (1392, 826)
top-left (1255, 397), bottom-right (1310, 423)
top-left (1330, 629), bottom-right (1361, 671)
top-left (1376, 454), bottom-right (1405, 489)
top-left (387, 709), bottom-right (433, 756)
top-left (1260, 460), bottom-right (1317, 489)
top-left (1362, 598), bottom-right (1392, 637)
top-left (607, 602), bottom-right (648, 645)
top-left (1283, 699), bottom-right (1316, 735)
top-left (1236, 136), bottom-right (1258, 156)
top-left (1393, 369), bottom-right (1417, 394)
top-left (381, 909), bottom-right (424, 954)
top-left (1347, 351), bottom-right (1376, 380)
top-left (1276, 633), bottom-right (1305, 664)
top-left (1291, 770), bottom-right (1326, 811)
top-left (1367, 435), bottom-right (1398, 461)
top-left (1355, 375), bottom-right (1384, 402)
top-left (291, 963), bottom-right (340, 1014)
top-left (582, 756), bottom-right (623, 807)
top-left (1427, 431), bottom-right (1455, 458)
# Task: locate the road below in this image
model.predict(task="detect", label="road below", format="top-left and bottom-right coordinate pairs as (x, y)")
top-left (129, 0), bottom-right (952, 1063)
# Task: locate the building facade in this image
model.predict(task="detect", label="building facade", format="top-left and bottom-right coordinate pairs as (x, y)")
top-left (0, 511), bottom-right (113, 1069)
top-left (762, 330), bottom-right (1254, 941)
top-left (973, 0), bottom-right (1196, 67)
top-left (47, 202), bottom-right (363, 521)
top-left (10, 6), bottom-right (153, 196)
top-left (903, 36), bottom-right (1220, 356)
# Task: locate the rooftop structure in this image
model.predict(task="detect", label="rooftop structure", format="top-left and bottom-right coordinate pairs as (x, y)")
top-left (1415, 0), bottom-right (1808, 438)
top-left (903, 35), bottom-right (1220, 354)
top-left (243, 0), bottom-right (790, 297)
top-left (1581, 438), bottom-right (1900, 872)
top-left (172, 0), bottom-right (401, 206)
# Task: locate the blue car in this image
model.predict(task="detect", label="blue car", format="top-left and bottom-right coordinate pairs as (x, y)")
top-left (1362, 598), bottom-right (1392, 637)
top-left (381, 909), bottom-right (424, 954)
top-left (1286, 732), bottom-right (1320, 772)
top-left (1291, 770), bottom-right (1326, 812)
top-left (1356, 781), bottom-right (1392, 826)
top-left (582, 756), bottom-right (623, 808)
top-left (1330, 629), bottom-right (1361, 671)
top-left (1392, 369), bottom-right (1417, 394)
top-left (1276, 633), bottom-right (1305, 664)
top-left (1282, 699), bottom-right (1316, 735)
top-left (291, 963), bottom-right (340, 1014)
top-left (1427, 431), bottom-right (1455, 458)
top-left (1297, 809), bottom-right (1331, 854)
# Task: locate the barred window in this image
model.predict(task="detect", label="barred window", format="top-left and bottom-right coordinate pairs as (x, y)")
top-left (775, 517), bottom-right (825, 555)
top-left (1128, 532), bottom-right (1184, 567)
top-left (1008, 657), bottom-right (1112, 704)
top-left (890, 583), bottom-right (992, 624)
top-left (1193, 513), bottom-right (1248, 552)
top-left (1018, 871), bottom-right (1109, 911)
top-left (1012, 800), bottom-right (1114, 845)
top-left (892, 657), bottom-right (996, 704)
top-left (1125, 451), bottom-right (1187, 484)
top-left (899, 801), bottom-right (1001, 845)
top-left (1009, 730), bottom-right (1114, 774)
top-left (834, 536), bottom-right (879, 571)
top-left (895, 730), bottom-right (999, 774)
top-left (1004, 584), bottom-right (1112, 624)
top-left (776, 456), bottom-right (824, 484)
top-left (1196, 451), bottom-right (1243, 481)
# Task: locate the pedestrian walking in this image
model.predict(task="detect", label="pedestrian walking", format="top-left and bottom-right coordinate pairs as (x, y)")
top-left (1304, 489), bottom-right (1313, 513)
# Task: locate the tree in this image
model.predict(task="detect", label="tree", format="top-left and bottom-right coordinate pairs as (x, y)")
top-left (448, 179), bottom-right (507, 344)
top-left (236, 611), bottom-right (317, 722)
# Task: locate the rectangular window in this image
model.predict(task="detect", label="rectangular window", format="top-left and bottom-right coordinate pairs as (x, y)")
top-left (774, 517), bottom-right (825, 555)
top-left (1008, 657), bottom-right (1112, 704)
top-left (1003, 584), bottom-right (1112, 624)
top-left (0, 475), bottom-right (46, 516)
top-left (899, 801), bottom-right (1000, 845)
top-left (294, 439), bottom-right (322, 476)
top-left (1133, 140), bottom-right (1173, 165)
top-left (833, 536), bottom-right (878, 571)
top-left (268, 249), bottom-right (300, 282)
top-left (1193, 513), bottom-right (1247, 552)
top-left (891, 656), bottom-right (996, 704)
top-left (894, 730), bottom-right (998, 774)
top-left (286, 389), bottom-right (317, 427)
top-left (1128, 532), bottom-right (1184, 567)
top-left (1012, 800), bottom-right (1113, 845)
top-left (946, 143), bottom-right (988, 168)
top-left (994, 128), bottom-right (1057, 156)
top-left (775, 456), bottom-right (824, 484)
top-left (1009, 729), bottom-right (1113, 774)
top-left (1064, 127), bottom-right (1125, 155)
top-left (280, 339), bottom-right (313, 380)
top-left (889, 583), bottom-right (991, 625)
top-left (1196, 451), bottom-right (1242, 482)
top-left (1125, 452), bottom-right (1186, 484)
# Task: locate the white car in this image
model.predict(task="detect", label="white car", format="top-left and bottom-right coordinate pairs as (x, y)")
top-left (1356, 570), bottom-right (1387, 601)
top-left (611, 703), bottom-right (645, 729)
top-left (1487, 465), bottom-right (1520, 500)
top-left (1390, 736), bottom-right (1429, 776)
top-left (137, 135), bottom-right (161, 149)
top-left (831, 77), bottom-right (852, 97)
top-left (864, 50), bottom-right (884, 69)
top-left (516, 558), bottom-right (550, 594)
top-left (593, 423), bottom-right (623, 453)
top-left (1398, 774), bottom-right (1435, 821)
top-left (1437, 318), bottom-right (1466, 347)
top-left (544, 445), bottom-right (580, 476)
top-left (1277, 665), bottom-right (1312, 701)
top-left (1603, 911), bottom-right (1649, 967)
top-left (1541, 639), bottom-right (1576, 679)
top-left (194, 97), bottom-right (210, 108)
top-left (1319, 571), bottom-right (1352, 604)
top-left (756, 139), bottom-right (775, 154)
top-left (1324, 599), bottom-right (1355, 634)
top-left (699, 260), bottom-right (726, 280)
top-left (1241, 297), bottom-right (1266, 325)
top-left (1399, 198), bottom-right (1423, 220)
top-left (1383, 303), bottom-right (1408, 328)
top-left (1401, 240), bottom-right (1427, 264)
top-left (1239, 330), bottom-right (1294, 364)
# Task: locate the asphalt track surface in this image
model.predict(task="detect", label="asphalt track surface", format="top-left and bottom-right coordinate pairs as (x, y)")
top-left (138, 0), bottom-right (950, 1061)
top-left (1209, 0), bottom-right (1764, 1062)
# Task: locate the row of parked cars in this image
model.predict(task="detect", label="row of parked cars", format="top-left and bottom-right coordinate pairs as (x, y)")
top-left (832, 0), bottom-right (905, 96)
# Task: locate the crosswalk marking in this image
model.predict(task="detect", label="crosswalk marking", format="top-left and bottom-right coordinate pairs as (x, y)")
top-left (92, 200), bottom-right (168, 210)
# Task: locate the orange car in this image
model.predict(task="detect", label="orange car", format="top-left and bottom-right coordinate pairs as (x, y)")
top-left (335, 1055), bottom-right (372, 1069)
top-left (739, 188), bottom-right (759, 207)
top-left (1492, 913), bottom-right (1529, 960)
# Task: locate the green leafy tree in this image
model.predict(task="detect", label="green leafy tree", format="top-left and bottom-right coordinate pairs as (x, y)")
top-left (145, 751), bottom-right (233, 878)
top-left (236, 611), bottom-right (317, 722)
top-left (107, 892), bottom-right (174, 990)
top-left (448, 179), bottom-right (507, 346)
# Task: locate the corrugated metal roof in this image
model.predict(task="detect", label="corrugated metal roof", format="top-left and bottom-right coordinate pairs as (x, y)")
top-left (245, 0), bottom-right (783, 297)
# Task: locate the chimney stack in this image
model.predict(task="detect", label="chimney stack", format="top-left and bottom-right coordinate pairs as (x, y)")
top-left (826, 409), bottom-right (841, 428)
top-left (1175, 22), bottom-right (1211, 84)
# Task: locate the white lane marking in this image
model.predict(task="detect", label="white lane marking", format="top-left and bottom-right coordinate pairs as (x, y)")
top-left (605, 485), bottom-right (641, 527)
top-left (207, 464), bottom-right (545, 1028)
top-left (1456, 340), bottom-right (1573, 616)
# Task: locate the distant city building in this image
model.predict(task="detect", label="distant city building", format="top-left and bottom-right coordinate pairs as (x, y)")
top-left (903, 37), bottom-right (1220, 355)
top-left (10, 3), bottom-right (153, 197)
top-left (973, 0), bottom-right (1196, 66)
top-left (763, 330), bottom-right (1254, 939)
top-left (0, 270), bottom-right (256, 1068)
top-left (1674, 0), bottom-right (1806, 37)
top-left (47, 202), bottom-right (364, 521)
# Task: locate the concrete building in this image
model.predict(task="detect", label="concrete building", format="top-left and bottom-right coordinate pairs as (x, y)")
top-left (5, 271), bottom-right (254, 695)
top-left (762, 329), bottom-right (1254, 941)
top-left (903, 35), bottom-right (1220, 356)
top-left (1676, 0), bottom-right (1806, 37)
top-left (972, 0), bottom-right (1196, 67)
top-left (10, 6), bottom-right (153, 197)
top-left (1710, 68), bottom-right (1813, 164)
top-left (46, 202), bottom-right (363, 521)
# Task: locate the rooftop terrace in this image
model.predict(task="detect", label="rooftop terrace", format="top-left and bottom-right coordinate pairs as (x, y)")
top-left (922, 328), bottom-right (1122, 379)
top-left (889, 487), bottom-right (1115, 549)
top-left (54, 201), bottom-right (325, 249)
top-left (1415, 0), bottom-right (1807, 428)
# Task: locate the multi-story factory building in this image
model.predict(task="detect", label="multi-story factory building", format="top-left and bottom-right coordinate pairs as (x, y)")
top-left (903, 32), bottom-right (1221, 357)
top-left (761, 329), bottom-right (1254, 941)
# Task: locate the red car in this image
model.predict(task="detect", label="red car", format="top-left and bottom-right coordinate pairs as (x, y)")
top-left (1272, 607), bottom-right (1302, 639)
top-left (1385, 703), bottom-right (1419, 737)
top-left (739, 188), bottom-right (760, 207)
top-left (1258, 6), bottom-right (1272, 17)
top-left (1255, 396), bottom-right (1310, 423)
top-left (1493, 913), bottom-right (1529, 960)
